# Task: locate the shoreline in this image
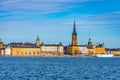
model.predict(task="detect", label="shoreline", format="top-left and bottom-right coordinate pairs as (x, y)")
top-left (1, 55), bottom-right (120, 58)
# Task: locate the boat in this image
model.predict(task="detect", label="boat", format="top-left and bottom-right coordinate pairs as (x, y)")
top-left (96, 53), bottom-right (114, 57)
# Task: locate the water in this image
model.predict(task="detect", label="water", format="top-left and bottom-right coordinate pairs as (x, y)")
top-left (0, 57), bottom-right (120, 80)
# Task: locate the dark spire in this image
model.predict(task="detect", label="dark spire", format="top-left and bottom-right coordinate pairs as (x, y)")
top-left (72, 20), bottom-right (77, 35)
top-left (88, 31), bottom-right (92, 45)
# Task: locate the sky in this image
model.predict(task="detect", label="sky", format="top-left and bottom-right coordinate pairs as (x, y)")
top-left (0, 0), bottom-right (120, 48)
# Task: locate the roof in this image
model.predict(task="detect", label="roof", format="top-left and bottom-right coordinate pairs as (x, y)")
top-left (8, 42), bottom-right (39, 48)
top-left (41, 42), bottom-right (63, 46)
top-left (66, 45), bottom-right (94, 47)
top-left (109, 48), bottom-right (120, 51)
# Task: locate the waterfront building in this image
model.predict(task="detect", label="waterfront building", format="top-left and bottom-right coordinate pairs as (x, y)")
top-left (94, 43), bottom-right (106, 54)
top-left (6, 36), bottom-right (64, 56)
top-left (8, 42), bottom-right (40, 56)
top-left (87, 34), bottom-right (106, 55)
top-left (0, 39), bottom-right (5, 55)
top-left (5, 45), bottom-right (11, 56)
top-left (66, 21), bottom-right (106, 55)
top-left (79, 45), bottom-right (88, 55)
top-left (66, 21), bottom-right (80, 55)
top-left (108, 48), bottom-right (120, 56)
top-left (87, 44), bottom-right (106, 55)
top-left (40, 42), bottom-right (64, 56)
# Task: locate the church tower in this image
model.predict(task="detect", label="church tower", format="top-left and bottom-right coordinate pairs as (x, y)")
top-left (88, 32), bottom-right (92, 45)
top-left (72, 20), bottom-right (78, 46)
top-left (36, 36), bottom-right (40, 47)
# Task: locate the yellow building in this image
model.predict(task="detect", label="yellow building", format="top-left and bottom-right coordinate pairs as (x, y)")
top-left (109, 49), bottom-right (120, 56)
top-left (87, 44), bottom-right (106, 55)
top-left (95, 44), bottom-right (106, 54)
top-left (11, 47), bottom-right (40, 56)
top-left (9, 42), bottom-right (41, 56)
top-left (66, 21), bottom-right (80, 55)
top-left (87, 45), bottom-right (95, 55)
top-left (7, 36), bottom-right (64, 56)
top-left (87, 32), bottom-right (106, 55)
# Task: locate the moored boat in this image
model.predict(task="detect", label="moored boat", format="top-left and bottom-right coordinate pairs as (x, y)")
top-left (96, 53), bottom-right (114, 57)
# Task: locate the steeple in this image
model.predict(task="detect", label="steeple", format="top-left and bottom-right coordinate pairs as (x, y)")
top-left (88, 32), bottom-right (92, 45)
top-left (72, 20), bottom-right (78, 46)
top-left (36, 36), bottom-right (40, 47)
top-left (72, 20), bottom-right (77, 35)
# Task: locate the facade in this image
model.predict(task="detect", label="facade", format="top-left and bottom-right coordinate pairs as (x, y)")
top-left (79, 45), bottom-right (88, 55)
top-left (0, 39), bottom-right (5, 55)
top-left (5, 36), bottom-right (64, 56)
top-left (5, 46), bottom-right (11, 56)
top-left (95, 44), bottom-right (106, 54)
top-left (8, 43), bottom-right (40, 56)
top-left (109, 49), bottom-right (120, 56)
top-left (87, 44), bottom-right (106, 55)
top-left (40, 42), bottom-right (64, 56)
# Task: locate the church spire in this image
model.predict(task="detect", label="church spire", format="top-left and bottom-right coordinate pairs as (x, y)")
top-left (72, 20), bottom-right (78, 46)
top-left (88, 31), bottom-right (92, 45)
top-left (72, 20), bottom-right (77, 35)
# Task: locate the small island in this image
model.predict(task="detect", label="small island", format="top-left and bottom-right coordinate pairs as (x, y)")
top-left (0, 21), bottom-right (120, 57)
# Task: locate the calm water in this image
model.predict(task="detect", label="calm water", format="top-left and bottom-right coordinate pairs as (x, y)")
top-left (0, 57), bottom-right (120, 80)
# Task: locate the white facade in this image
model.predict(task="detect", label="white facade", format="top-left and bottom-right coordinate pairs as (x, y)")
top-left (58, 46), bottom-right (64, 53)
top-left (79, 46), bottom-right (88, 55)
top-left (41, 45), bottom-right (64, 53)
top-left (5, 46), bottom-right (11, 56)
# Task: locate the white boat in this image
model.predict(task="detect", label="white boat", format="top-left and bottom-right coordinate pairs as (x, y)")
top-left (96, 53), bottom-right (114, 57)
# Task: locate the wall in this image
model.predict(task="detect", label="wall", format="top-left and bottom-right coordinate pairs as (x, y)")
top-left (11, 47), bottom-right (40, 56)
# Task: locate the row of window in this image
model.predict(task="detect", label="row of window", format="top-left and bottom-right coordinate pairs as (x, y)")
top-left (16, 51), bottom-right (40, 55)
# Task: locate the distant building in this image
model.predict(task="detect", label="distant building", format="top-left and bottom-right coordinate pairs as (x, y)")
top-left (66, 21), bottom-right (80, 55)
top-left (108, 48), bottom-right (120, 56)
top-left (87, 44), bottom-right (106, 55)
top-left (0, 39), bottom-right (5, 55)
top-left (66, 21), bottom-right (106, 55)
top-left (8, 42), bottom-right (40, 56)
top-left (5, 36), bottom-right (64, 56)
top-left (40, 42), bottom-right (64, 56)
top-left (87, 34), bottom-right (106, 55)
top-left (5, 45), bottom-right (11, 56)
top-left (79, 45), bottom-right (88, 55)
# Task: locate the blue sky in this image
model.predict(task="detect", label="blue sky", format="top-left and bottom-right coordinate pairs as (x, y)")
top-left (0, 0), bottom-right (120, 48)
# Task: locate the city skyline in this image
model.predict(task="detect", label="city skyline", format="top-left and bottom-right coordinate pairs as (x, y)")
top-left (0, 0), bottom-right (120, 48)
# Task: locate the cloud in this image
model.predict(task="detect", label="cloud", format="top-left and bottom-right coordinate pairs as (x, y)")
top-left (0, 0), bottom-right (103, 21)
top-left (62, 11), bottom-right (120, 29)
top-left (80, 11), bottom-right (120, 20)
top-left (0, 0), bottom-right (85, 10)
